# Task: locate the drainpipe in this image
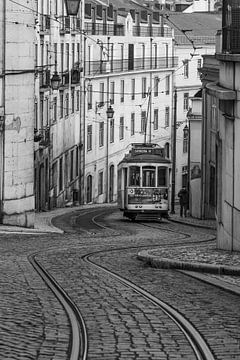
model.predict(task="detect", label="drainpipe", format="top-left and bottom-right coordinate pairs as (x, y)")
top-left (0, 0), bottom-right (6, 223)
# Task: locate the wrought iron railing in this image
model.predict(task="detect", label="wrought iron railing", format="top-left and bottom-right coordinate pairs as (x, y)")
top-left (85, 56), bottom-right (178, 76)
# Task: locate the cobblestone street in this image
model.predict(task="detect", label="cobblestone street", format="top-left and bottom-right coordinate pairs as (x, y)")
top-left (0, 206), bottom-right (240, 359)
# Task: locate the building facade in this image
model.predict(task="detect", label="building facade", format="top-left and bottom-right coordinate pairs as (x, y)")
top-left (200, 0), bottom-right (240, 251)
top-left (83, 2), bottom-right (176, 204)
top-left (0, 0), bottom-right (35, 226)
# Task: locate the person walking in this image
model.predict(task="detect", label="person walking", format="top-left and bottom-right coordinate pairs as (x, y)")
top-left (178, 186), bottom-right (189, 217)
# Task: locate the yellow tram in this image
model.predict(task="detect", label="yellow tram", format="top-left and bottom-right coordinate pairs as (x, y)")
top-left (117, 143), bottom-right (171, 221)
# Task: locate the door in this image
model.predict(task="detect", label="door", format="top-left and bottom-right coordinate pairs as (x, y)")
top-left (87, 174), bottom-right (92, 203)
top-left (109, 165), bottom-right (114, 202)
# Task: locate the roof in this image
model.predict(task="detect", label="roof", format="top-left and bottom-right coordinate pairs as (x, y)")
top-left (165, 12), bottom-right (222, 37)
top-left (119, 153), bottom-right (171, 165)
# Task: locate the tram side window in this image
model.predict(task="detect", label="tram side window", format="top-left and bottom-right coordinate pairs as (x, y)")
top-left (158, 167), bottom-right (166, 186)
top-left (142, 166), bottom-right (156, 187)
top-left (129, 166), bottom-right (140, 186)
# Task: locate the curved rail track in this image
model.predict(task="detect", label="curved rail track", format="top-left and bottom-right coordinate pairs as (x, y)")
top-left (28, 254), bottom-right (88, 360)
top-left (27, 207), bottom-right (217, 360)
top-left (83, 250), bottom-right (215, 360)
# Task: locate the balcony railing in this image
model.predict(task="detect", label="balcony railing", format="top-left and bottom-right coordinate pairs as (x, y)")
top-left (84, 23), bottom-right (125, 36)
top-left (39, 14), bottom-right (51, 33)
top-left (133, 26), bottom-right (172, 37)
top-left (85, 56), bottom-right (178, 76)
top-left (174, 35), bottom-right (216, 45)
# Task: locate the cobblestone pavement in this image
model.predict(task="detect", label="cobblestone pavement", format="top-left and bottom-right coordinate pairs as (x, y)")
top-left (0, 204), bottom-right (240, 359)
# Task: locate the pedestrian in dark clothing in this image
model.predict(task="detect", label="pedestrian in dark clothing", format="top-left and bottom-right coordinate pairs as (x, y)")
top-left (178, 187), bottom-right (189, 217)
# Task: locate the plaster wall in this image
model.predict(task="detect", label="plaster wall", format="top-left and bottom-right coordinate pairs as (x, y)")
top-left (2, 2), bottom-right (35, 227)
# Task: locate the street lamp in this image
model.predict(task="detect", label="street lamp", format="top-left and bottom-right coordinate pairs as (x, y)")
top-left (64, 0), bottom-right (81, 16)
top-left (106, 105), bottom-right (114, 119)
top-left (50, 71), bottom-right (61, 90)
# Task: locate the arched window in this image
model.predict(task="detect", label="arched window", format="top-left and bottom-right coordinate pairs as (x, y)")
top-left (165, 142), bottom-right (170, 158)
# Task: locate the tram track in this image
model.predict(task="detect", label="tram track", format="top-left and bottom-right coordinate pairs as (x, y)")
top-left (28, 254), bottom-right (88, 360)
top-left (26, 208), bottom-right (217, 360)
top-left (82, 250), bottom-right (215, 360)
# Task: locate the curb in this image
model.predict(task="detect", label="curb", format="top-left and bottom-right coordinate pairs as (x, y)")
top-left (137, 250), bottom-right (240, 276)
top-left (168, 218), bottom-right (217, 230)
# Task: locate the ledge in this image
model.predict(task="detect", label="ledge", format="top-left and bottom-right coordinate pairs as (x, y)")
top-left (206, 83), bottom-right (236, 100)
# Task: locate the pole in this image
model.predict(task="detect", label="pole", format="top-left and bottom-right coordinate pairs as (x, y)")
top-left (171, 88), bottom-right (177, 214)
top-left (0, 0), bottom-right (6, 223)
top-left (106, 36), bottom-right (110, 203)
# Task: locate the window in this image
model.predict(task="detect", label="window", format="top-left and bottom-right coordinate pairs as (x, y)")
top-left (141, 110), bottom-right (146, 133)
top-left (142, 166), bottom-right (156, 187)
top-left (65, 93), bottom-right (69, 116)
top-left (119, 116), bottom-right (124, 140)
top-left (99, 121), bottom-right (104, 147)
top-left (87, 125), bottom-right (92, 151)
top-left (183, 126), bottom-right (188, 153)
top-left (141, 44), bottom-right (145, 69)
top-left (60, 91), bottom-right (64, 118)
top-left (197, 58), bottom-right (202, 77)
top-left (66, 43), bottom-right (69, 71)
top-left (76, 90), bottom-right (80, 111)
top-left (34, 100), bottom-right (38, 129)
top-left (70, 150), bottom-right (74, 181)
top-left (142, 77), bottom-right (147, 98)
top-left (209, 165), bottom-right (216, 206)
top-left (183, 92), bottom-right (189, 111)
top-left (131, 113), bottom-right (135, 136)
top-left (72, 43), bottom-right (75, 68)
top-left (110, 119), bottom-right (114, 143)
top-left (129, 166), bottom-right (140, 186)
top-left (158, 167), bottom-right (166, 186)
top-left (76, 147), bottom-right (79, 176)
top-left (165, 106), bottom-right (169, 127)
top-left (182, 166), bottom-right (188, 188)
top-left (98, 171), bottom-right (104, 195)
top-left (165, 75), bottom-right (170, 95)
top-left (53, 97), bottom-right (57, 123)
top-left (110, 81), bottom-right (115, 104)
top-left (131, 79), bottom-right (135, 100)
top-left (153, 44), bottom-right (157, 69)
top-left (59, 157), bottom-right (63, 191)
top-left (71, 88), bottom-right (74, 113)
top-left (154, 76), bottom-right (159, 97)
top-left (40, 95), bottom-right (44, 128)
top-left (61, 43), bottom-right (64, 75)
top-left (87, 84), bottom-right (92, 110)
top-left (183, 60), bottom-right (189, 78)
top-left (164, 142), bottom-right (170, 158)
top-left (120, 44), bottom-right (124, 71)
top-left (99, 82), bottom-right (104, 106)
top-left (153, 109), bottom-right (158, 130)
top-left (120, 80), bottom-right (124, 103)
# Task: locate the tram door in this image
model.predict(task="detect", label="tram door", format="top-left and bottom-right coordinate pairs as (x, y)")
top-left (86, 175), bottom-right (92, 203)
top-left (109, 165), bottom-right (114, 202)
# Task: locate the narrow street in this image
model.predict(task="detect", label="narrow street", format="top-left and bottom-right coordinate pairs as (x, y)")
top-left (0, 206), bottom-right (240, 359)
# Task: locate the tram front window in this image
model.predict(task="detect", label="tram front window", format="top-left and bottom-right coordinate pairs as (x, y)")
top-left (129, 166), bottom-right (140, 186)
top-left (158, 167), bottom-right (167, 186)
top-left (142, 166), bottom-right (156, 187)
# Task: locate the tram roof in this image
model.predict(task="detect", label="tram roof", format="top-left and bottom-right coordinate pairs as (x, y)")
top-left (119, 153), bottom-right (171, 165)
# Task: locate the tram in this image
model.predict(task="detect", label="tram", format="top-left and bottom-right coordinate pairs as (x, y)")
top-left (117, 143), bottom-right (171, 221)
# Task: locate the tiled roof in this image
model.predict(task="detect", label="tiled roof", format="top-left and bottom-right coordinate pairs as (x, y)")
top-left (165, 12), bottom-right (222, 37)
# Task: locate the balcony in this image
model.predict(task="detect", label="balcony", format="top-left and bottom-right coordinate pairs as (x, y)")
top-left (39, 69), bottom-right (51, 89)
top-left (39, 14), bottom-right (51, 34)
top-left (84, 22), bottom-right (125, 36)
top-left (85, 56), bottom-right (178, 77)
top-left (133, 25), bottom-right (171, 37)
top-left (59, 16), bottom-right (71, 34)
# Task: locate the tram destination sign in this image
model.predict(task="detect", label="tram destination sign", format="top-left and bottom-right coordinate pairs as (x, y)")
top-left (132, 147), bottom-right (165, 157)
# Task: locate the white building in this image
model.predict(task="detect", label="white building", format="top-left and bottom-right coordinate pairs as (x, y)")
top-left (83, 2), bottom-right (175, 204)
top-left (0, 0), bottom-right (35, 226)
